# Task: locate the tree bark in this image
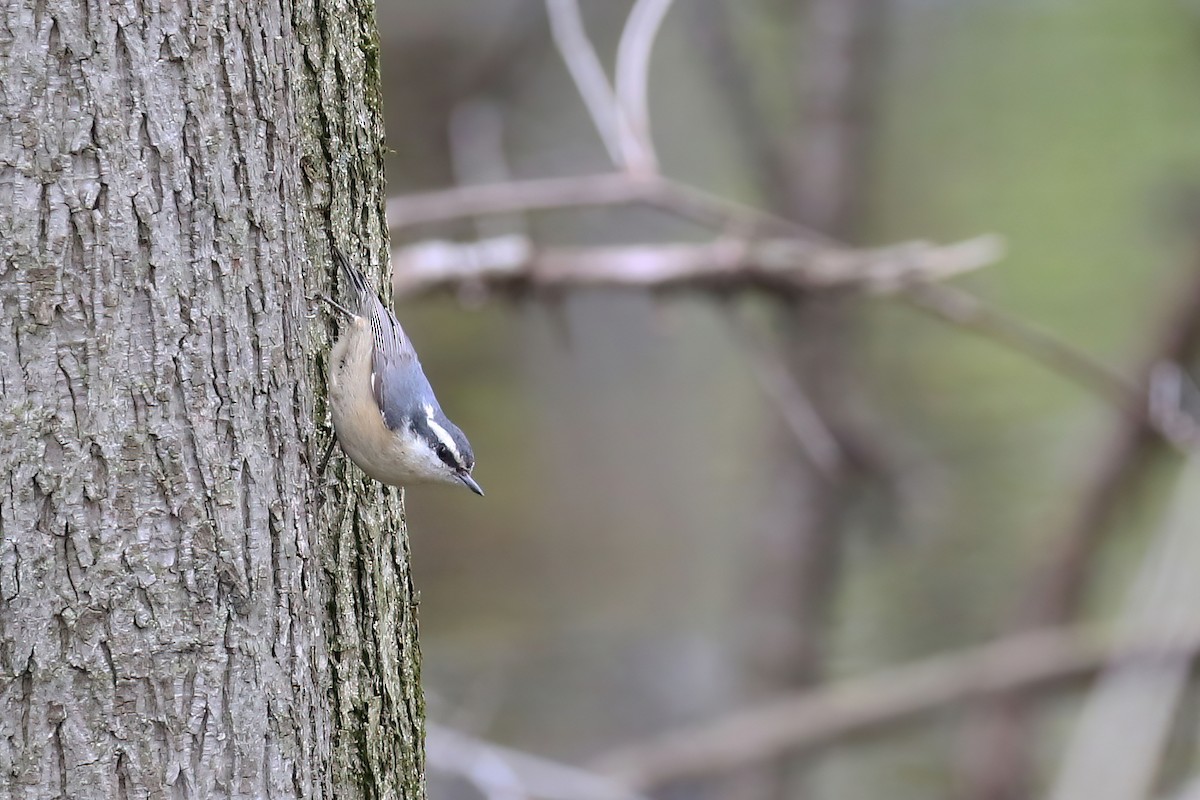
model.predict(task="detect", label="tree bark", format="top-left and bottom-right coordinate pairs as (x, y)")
top-left (0, 0), bottom-right (423, 797)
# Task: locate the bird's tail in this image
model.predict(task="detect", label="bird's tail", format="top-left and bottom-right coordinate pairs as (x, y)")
top-left (331, 245), bottom-right (401, 353)
top-left (332, 246), bottom-right (375, 308)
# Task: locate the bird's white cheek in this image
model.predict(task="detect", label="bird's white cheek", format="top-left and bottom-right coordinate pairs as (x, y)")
top-left (386, 436), bottom-right (455, 484)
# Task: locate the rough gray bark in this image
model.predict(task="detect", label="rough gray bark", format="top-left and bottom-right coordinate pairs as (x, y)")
top-left (0, 0), bottom-right (423, 797)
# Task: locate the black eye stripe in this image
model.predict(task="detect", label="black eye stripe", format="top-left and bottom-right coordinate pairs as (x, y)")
top-left (410, 415), bottom-right (471, 471)
top-left (433, 440), bottom-right (461, 469)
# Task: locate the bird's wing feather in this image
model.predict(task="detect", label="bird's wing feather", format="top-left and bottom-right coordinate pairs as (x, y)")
top-left (365, 288), bottom-right (425, 432)
top-left (332, 246), bottom-right (425, 430)
top-left (375, 352), bottom-right (437, 431)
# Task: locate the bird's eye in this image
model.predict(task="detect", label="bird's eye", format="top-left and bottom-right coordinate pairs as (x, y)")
top-left (434, 443), bottom-right (450, 459)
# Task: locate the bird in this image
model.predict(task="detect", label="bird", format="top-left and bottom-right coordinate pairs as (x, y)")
top-left (323, 246), bottom-right (483, 496)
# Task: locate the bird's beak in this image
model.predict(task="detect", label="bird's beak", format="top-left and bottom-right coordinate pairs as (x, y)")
top-left (458, 472), bottom-right (485, 496)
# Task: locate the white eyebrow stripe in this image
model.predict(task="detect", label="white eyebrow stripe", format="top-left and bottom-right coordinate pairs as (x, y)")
top-left (424, 404), bottom-right (462, 465)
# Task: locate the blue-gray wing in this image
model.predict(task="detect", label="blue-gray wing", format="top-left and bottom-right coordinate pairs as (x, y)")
top-left (366, 289), bottom-right (434, 432)
top-left (373, 343), bottom-right (438, 431)
top-left (333, 246), bottom-right (429, 431)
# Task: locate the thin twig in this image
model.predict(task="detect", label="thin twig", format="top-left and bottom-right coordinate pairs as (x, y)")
top-left (384, 179), bottom-right (1197, 460)
top-left (544, 0), bottom-right (628, 168)
top-left (649, 177), bottom-right (819, 237)
top-left (589, 624), bottom-right (1200, 791)
top-left (387, 173), bottom-right (643, 230)
top-left (389, 235), bottom-right (1003, 298)
top-left (613, 0), bottom-right (676, 174)
top-left (725, 314), bottom-right (845, 479)
top-left (387, 173), bottom-right (811, 237)
top-left (905, 283), bottom-right (1200, 458)
top-left (901, 282), bottom-right (1140, 412)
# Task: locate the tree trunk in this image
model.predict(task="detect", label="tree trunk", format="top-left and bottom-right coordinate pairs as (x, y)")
top-left (0, 0), bottom-right (423, 797)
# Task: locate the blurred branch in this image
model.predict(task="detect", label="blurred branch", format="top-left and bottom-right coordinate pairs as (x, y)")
top-left (686, 0), bottom-right (797, 216)
top-left (390, 234), bottom-right (1003, 297)
top-left (725, 314), bottom-right (846, 479)
top-left (590, 625), bottom-right (1200, 792)
top-left (544, 0), bottom-right (673, 173)
top-left (544, 0), bottom-right (630, 168)
top-left (428, 724), bottom-right (647, 800)
top-left (385, 175), bottom-right (1146, 425)
top-left (953, 240), bottom-right (1200, 800)
top-left (386, 180), bottom-right (1200, 461)
top-left (388, 173), bottom-right (641, 228)
top-left (789, 0), bottom-right (882, 233)
top-left (387, 173), bottom-right (812, 236)
top-left (613, 0), bottom-right (675, 175)
top-left (1029, 265), bottom-right (1200, 620)
top-left (902, 282), bottom-right (1139, 411)
top-left (907, 282), bottom-right (1200, 456)
top-left (1047, 457), bottom-right (1200, 800)
top-left (392, 0), bottom-right (1200, 477)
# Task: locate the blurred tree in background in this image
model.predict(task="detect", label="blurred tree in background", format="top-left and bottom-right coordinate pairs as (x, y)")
top-left (373, 1), bottom-right (1200, 799)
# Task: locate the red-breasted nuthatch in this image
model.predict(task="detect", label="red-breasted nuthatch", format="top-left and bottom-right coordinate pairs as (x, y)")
top-left (325, 247), bottom-right (483, 495)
